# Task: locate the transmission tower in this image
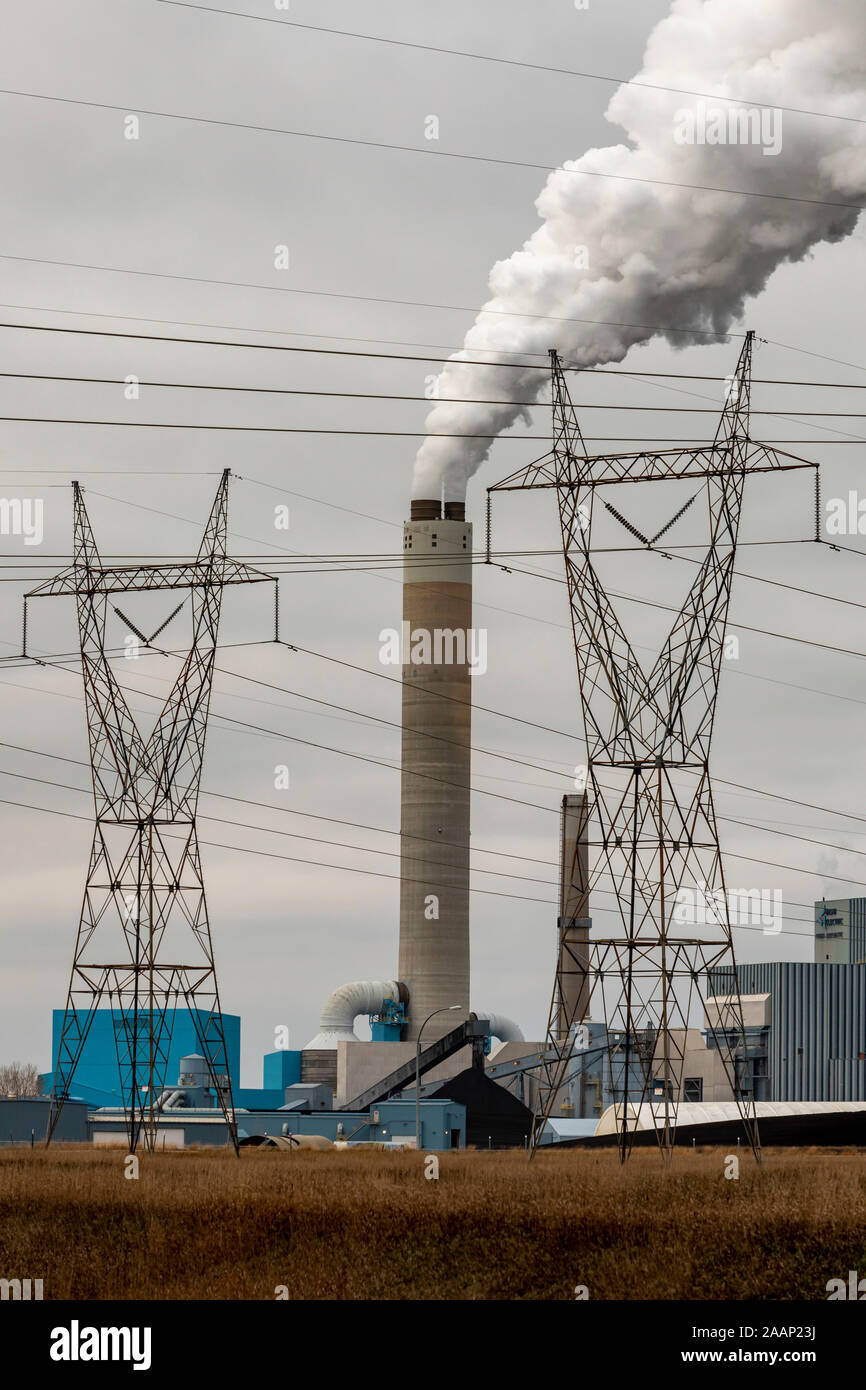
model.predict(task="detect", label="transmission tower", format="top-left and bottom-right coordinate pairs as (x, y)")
top-left (489, 332), bottom-right (817, 1161)
top-left (30, 471), bottom-right (273, 1153)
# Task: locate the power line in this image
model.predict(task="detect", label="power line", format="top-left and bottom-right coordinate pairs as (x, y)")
top-left (1, 90), bottom-right (860, 213)
top-left (0, 251), bottom-right (779, 340)
top-left (0, 773), bottom-right (845, 933)
top-left (1, 726), bottom-right (848, 905)
top-left (0, 737), bottom-right (842, 927)
top-left (503, 561), bottom-right (866, 664)
top-left (0, 414), bottom-right (857, 443)
top-left (15, 475), bottom-right (866, 688)
top-left (9, 485), bottom-right (866, 826)
top-left (154, 1), bottom-right (865, 128)
top-left (0, 793), bottom-right (553, 906)
top-left (6, 369), bottom-right (866, 418)
top-left (9, 619), bottom-right (866, 831)
top-left (0, 300), bottom-right (553, 361)
top-left (6, 642), bottom-right (866, 894)
top-left (0, 765), bottom-right (558, 889)
top-left (2, 316), bottom-right (864, 389)
top-left (0, 737), bottom-right (560, 868)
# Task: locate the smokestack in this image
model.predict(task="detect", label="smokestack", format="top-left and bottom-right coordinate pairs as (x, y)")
top-left (398, 507), bottom-right (473, 1041)
top-left (554, 793), bottom-right (590, 1041)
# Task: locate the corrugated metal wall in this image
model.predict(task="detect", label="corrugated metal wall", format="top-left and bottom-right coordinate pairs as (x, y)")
top-left (711, 962), bottom-right (866, 1101)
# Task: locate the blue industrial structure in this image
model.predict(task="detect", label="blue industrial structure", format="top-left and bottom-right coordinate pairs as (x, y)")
top-left (41, 1007), bottom-right (306, 1111)
top-left (41, 1008), bottom-right (243, 1108)
top-left (370, 998), bottom-right (405, 1042)
top-left (39, 1006), bottom-right (470, 1149)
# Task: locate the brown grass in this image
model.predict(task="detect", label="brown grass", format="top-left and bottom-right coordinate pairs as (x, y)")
top-left (1, 1145), bottom-right (864, 1300)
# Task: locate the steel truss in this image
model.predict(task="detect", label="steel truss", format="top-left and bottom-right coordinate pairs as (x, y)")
top-left (490, 332), bottom-right (816, 1161)
top-left (31, 470), bottom-right (273, 1153)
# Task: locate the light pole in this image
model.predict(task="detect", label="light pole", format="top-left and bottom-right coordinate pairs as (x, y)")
top-left (415, 1006), bottom-right (460, 1152)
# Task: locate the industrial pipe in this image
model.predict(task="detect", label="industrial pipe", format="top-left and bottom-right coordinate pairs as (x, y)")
top-left (304, 979), bottom-right (409, 1049)
top-left (475, 1014), bottom-right (525, 1044)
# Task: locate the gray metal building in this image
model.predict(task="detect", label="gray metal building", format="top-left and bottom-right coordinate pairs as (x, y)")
top-left (711, 962), bottom-right (866, 1102)
top-left (0, 1095), bottom-right (89, 1144)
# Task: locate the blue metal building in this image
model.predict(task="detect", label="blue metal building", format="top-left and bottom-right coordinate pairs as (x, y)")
top-left (41, 1007), bottom-right (306, 1110)
top-left (41, 1008), bottom-right (243, 1107)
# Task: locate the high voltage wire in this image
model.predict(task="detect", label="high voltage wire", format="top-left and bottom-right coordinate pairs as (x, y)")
top-left (0, 765), bottom-right (557, 890)
top-left (4, 641), bottom-right (866, 898)
top-left (41, 481), bottom-right (866, 665)
top-left (2, 90), bottom-right (860, 214)
top-left (5, 370), bottom-right (866, 418)
top-left (0, 739), bottom-right (843, 924)
top-left (0, 792), bottom-right (553, 907)
top-left (0, 767), bottom-right (842, 935)
top-left (14, 726), bottom-right (862, 862)
top-left (2, 359), bottom-right (865, 449)
top-left (0, 786), bottom-right (816, 931)
top-left (0, 415), bottom-right (856, 444)
top-left (10, 475), bottom-right (866, 700)
top-left (0, 300), bottom-right (555, 361)
top-left (2, 317), bottom-right (863, 389)
top-left (0, 250), bottom-right (809, 345)
top-left (1, 417), bottom-right (866, 839)
top-left (0, 785), bottom-right (824, 930)
top-left (4, 630), bottom-right (863, 822)
top-left (500, 560), bottom-right (866, 664)
top-left (154, 1), bottom-right (866, 128)
top-left (0, 737), bottom-right (558, 869)
top-left (9, 536), bottom-right (866, 622)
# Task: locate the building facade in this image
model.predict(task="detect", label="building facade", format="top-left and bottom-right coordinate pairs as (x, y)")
top-left (814, 898), bottom-right (866, 965)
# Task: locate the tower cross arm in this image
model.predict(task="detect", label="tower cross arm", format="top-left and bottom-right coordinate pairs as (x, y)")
top-left (488, 441), bottom-right (814, 494)
top-left (25, 558), bottom-right (274, 600)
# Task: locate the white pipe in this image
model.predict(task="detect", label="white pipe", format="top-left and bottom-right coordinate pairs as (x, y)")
top-left (156, 1089), bottom-right (184, 1111)
top-left (475, 1013), bottom-right (525, 1043)
top-left (304, 980), bottom-right (406, 1050)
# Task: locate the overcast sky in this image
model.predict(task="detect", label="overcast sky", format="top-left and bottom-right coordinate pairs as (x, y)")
top-left (1, 0), bottom-right (865, 1084)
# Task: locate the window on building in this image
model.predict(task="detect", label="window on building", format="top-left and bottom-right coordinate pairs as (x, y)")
top-left (683, 1077), bottom-right (703, 1102)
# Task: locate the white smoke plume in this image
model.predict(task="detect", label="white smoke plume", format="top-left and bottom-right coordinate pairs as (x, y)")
top-left (412, 0), bottom-right (866, 503)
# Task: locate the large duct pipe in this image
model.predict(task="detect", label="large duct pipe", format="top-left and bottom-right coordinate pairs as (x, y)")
top-left (304, 980), bottom-right (408, 1049)
top-left (156, 1089), bottom-right (184, 1112)
top-left (554, 793), bottom-right (591, 1041)
top-left (475, 1014), bottom-right (525, 1044)
top-left (399, 503), bottom-right (473, 1040)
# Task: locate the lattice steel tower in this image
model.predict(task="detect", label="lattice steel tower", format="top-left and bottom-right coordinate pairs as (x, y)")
top-left (32, 471), bottom-right (272, 1152)
top-left (490, 333), bottom-right (816, 1161)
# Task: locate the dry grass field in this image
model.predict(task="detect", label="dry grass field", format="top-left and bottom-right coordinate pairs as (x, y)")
top-left (1, 1145), bottom-right (864, 1300)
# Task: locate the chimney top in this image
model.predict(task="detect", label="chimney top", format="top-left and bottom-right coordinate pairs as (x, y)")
top-left (410, 499), bottom-right (441, 520)
top-left (443, 501), bottom-right (465, 521)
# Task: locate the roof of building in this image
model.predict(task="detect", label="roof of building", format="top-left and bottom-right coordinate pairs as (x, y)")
top-left (596, 1099), bottom-right (866, 1135)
